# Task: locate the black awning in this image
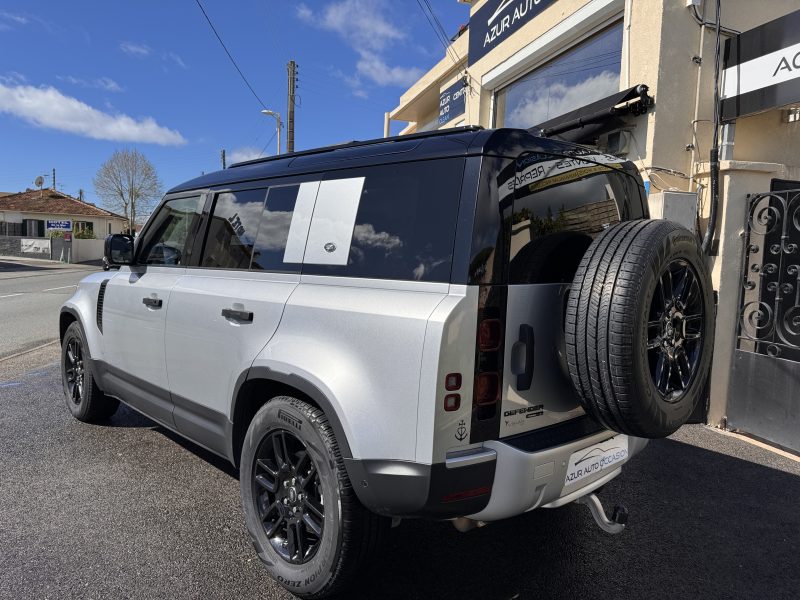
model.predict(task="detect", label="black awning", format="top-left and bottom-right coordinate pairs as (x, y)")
top-left (530, 84), bottom-right (654, 143)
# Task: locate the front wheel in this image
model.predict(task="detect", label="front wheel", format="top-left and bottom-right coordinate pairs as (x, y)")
top-left (240, 397), bottom-right (388, 599)
top-left (61, 321), bottom-right (119, 422)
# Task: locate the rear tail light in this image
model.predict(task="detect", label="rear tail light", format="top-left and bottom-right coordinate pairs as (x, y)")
top-left (444, 394), bottom-right (461, 411)
top-left (474, 372), bottom-right (499, 405)
top-left (442, 486), bottom-right (492, 503)
top-left (445, 373), bottom-right (462, 391)
top-left (478, 318), bottom-right (502, 351)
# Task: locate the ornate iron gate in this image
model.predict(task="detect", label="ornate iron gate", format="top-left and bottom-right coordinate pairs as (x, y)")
top-left (729, 189), bottom-right (800, 452)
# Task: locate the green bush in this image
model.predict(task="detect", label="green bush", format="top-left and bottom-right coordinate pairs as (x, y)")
top-left (74, 229), bottom-right (95, 239)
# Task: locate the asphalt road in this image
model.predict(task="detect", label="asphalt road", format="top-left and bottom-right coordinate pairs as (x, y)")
top-left (0, 258), bottom-right (99, 359)
top-left (1, 347), bottom-right (799, 600)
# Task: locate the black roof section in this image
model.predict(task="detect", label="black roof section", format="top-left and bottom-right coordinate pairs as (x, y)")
top-left (167, 126), bottom-right (584, 193)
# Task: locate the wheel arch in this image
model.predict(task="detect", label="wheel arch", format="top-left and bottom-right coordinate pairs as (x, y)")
top-left (59, 307), bottom-right (80, 343)
top-left (229, 367), bottom-right (354, 470)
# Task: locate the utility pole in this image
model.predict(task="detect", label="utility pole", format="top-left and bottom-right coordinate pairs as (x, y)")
top-left (52, 168), bottom-right (56, 191)
top-left (221, 149), bottom-right (227, 169)
top-left (287, 60), bottom-right (297, 153)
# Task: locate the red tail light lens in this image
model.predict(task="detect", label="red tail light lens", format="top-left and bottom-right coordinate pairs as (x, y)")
top-left (444, 394), bottom-right (461, 412)
top-left (478, 319), bottom-right (502, 351)
top-left (474, 372), bottom-right (499, 405)
top-left (445, 373), bottom-right (462, 391)
top-left (442, 486), bottom-right (492, 503)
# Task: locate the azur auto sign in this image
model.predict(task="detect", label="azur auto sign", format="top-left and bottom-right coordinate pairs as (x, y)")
top-left (468, 0), bottom-right (558, 65)
top-left (438, 80), bottom-right (466, 126)
top-left (722, 9), bottom-right (800, 120)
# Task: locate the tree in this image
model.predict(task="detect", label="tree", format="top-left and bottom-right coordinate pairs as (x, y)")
top-left (94, 149), bottom-right (163, 235)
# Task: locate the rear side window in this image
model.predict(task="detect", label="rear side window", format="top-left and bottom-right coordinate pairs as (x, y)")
top-left (302, 158), bottom-right (465, 282)
top-left (201, 189), bottom-right (266, 269)
top-left (138, 195), bottom-right (204, 266)
top-left (250, 184), bottom-right (308, 272)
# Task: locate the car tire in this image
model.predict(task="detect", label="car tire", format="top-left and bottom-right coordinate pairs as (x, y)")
top-left (240, 396), bottom-right (389, 599)
top-left (565, 220), bottom-right (714, 438)
top-left (61, 321), bottom-right (119, 422)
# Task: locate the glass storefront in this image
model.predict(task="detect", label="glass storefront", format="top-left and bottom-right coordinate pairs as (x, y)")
top-left (495, 22), bottom-right (624, 129)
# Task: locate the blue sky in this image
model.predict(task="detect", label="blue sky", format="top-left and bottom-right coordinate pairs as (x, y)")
top-left (0, 1), bottom-right (466, 207)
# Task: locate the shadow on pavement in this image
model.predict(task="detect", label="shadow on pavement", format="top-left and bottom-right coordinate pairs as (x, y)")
top-left (0, 260), bottom-right (57, 273)
top-left (347, 438), bottom-right (800, 600)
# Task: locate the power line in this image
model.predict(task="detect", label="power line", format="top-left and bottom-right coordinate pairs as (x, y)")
top-left (192, 0), bottom-right (267, 109)
top-left (415, 0), bottom-right (460, 66)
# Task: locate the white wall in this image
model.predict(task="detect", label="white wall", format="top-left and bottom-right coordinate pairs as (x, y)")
top-left (71, 238), bottom-right (106, 262)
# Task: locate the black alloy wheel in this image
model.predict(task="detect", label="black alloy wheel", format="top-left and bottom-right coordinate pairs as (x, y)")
top-left (64, 337), bottom-right (85, 405)
top-left (646, 259), bottom-right (704, 401)
top-left (253, 429), bottom-right (324, 565)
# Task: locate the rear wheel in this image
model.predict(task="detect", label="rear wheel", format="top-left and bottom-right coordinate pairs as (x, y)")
top-left (240, 397), bottom-right (388, 599)
top-left (61, 321), bottom-right (119, 422)
top-left (565, 220), bottom-right (714, 438)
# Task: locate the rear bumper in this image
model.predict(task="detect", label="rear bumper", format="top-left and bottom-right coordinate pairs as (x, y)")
top-left (470, 430), bottom-right (648, 521)
top-left (346, 425), bottom-right (647, 520)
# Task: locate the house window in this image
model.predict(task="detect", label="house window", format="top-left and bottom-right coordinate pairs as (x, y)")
top-left (75, 221), bottom-right (94, 234)
top-left (495, 22), bottom-right (624, 129)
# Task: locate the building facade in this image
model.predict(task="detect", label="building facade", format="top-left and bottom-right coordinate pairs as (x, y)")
top-left (390, 0), bottom-right (800, 451)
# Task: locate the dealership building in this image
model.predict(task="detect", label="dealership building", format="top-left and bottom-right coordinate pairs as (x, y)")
top-left (389, 0), bottom-right (800, 452)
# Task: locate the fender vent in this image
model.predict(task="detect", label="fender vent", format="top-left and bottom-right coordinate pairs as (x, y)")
top-left (96, 279), bottom-right (110, 333)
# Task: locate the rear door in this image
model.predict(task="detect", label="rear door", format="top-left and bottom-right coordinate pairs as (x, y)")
top-left (102, 194), bottom-right (205, 427)
top-left (164, 180), bottom-right (319, 454)
top-left (501, 151), bottom-right (643, 438)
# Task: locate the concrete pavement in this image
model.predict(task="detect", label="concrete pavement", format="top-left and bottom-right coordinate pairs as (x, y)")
top-left (0, 348), bottom-right (798, 600)
top-left (0, 258), bottom-right (100, 359)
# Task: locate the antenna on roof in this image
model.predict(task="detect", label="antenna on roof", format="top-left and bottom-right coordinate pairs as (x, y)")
top-left (35, 175), bottom-right (44, 198)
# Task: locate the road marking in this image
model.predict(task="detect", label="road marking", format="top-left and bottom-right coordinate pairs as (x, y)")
top-left (42, 285), bottom-right (77, 292)
top-left (0, 293), bottom-right (23, 299)
top-left (0, 340), bottom-right (59, 363)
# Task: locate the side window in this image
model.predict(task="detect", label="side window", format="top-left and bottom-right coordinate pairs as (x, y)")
top-left (250, 183), bottom-right (315, 273)
top-left (138, 195), bottom-right (204, 266)
top-left (302, 159), bottom-right (465, 282)
top-left (200, 189), bottom-right (267, 269)
top-left (509, 156), bottom-right (624, 285)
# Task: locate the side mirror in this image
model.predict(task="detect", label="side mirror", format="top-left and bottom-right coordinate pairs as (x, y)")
top-left (104, 234), bottom-right (135, 266)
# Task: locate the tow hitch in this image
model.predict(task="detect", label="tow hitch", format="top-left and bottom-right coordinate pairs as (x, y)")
top-left (576, 492), bottom-right (628, 534)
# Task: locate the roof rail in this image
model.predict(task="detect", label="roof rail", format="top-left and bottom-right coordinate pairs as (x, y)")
top-left (229, 125), bottom-right (484, 169)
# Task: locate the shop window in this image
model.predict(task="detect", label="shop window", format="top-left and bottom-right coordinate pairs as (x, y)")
top-left (495, 23), bottom-right (624, 129)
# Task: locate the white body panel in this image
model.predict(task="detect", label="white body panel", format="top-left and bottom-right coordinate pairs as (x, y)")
top-left (253, 275), bottom-right (449, 461)
top-left (165, 269), bottom-right (299, 415)
top-left (102, 266), bottom-right (185, 393)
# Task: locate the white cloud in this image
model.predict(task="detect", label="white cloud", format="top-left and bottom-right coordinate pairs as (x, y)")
top-left (164, 52), bottom-right (187, 69)
top-left (356, 52), bottom-right (423, 87)
top-left (296, 0), bottom-right (420, 90)
top-left (507, 71), bottom-right (621, 128)
top-left (0, 82), bottom-right (186, 145)
top-left (120, 41), bottom-right (151, 57)
top-left (228, 147), bottom-right (264, 164)
top-left (0, 71), bottom-right (27, 85)
top-left (0, 11), bottom-right (28, 25)
top-left (297, 0), bottom-right (403, 52)
top-left (57, 75), bottom-right (123, 93)
top-left (353, 223), bottom-right (402, 250)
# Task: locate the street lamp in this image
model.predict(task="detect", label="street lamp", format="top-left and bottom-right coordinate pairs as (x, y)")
top-left (261, 109), bottom-right (282, 155)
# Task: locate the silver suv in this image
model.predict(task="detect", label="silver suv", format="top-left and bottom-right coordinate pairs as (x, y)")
top-left (60, 127), bottom-right (713, 598)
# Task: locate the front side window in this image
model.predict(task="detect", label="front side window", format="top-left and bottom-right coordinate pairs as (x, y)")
top-left (302, 159), bottom-right (465, 282)
top-left (495, 23), bottom-right (624, 129)
top-left (200, 189), bottom-right (267, 269)
top-left (137, 195), bottom-right (204, 266)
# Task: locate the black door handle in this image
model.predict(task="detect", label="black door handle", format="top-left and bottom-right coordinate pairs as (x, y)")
top-left (222, 308), bottom-right (254, 322)
top-left (516, 324), bottom-right (535, 391)
top-left (142, 297), bottom-right (162, 308)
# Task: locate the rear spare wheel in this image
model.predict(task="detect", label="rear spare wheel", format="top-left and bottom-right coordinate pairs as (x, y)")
top-left (565, 220), bottom-right (714, 438)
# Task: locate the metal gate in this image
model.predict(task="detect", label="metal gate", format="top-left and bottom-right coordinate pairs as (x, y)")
top-left (729, 188), bottom-right (800, 452)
